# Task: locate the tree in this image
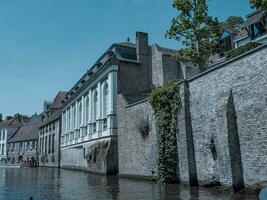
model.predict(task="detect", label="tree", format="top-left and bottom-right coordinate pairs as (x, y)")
top-left (166, 0), bottom-right (221, 69)
top-left (250, 0), bottom-right (267, 11)
top-left (223, 16), bottom-right (244, 30)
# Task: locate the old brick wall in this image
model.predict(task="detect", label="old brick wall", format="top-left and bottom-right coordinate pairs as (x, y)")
top-left (178, 45), bottom-right (267, 187)
top-left (117, 94), bottom-right (158, 178)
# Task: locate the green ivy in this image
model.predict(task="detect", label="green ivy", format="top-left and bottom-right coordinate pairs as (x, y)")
top-left (225, 42), bottom-right (261, 60)
top-left (149, 80), bottom-right (180, 183)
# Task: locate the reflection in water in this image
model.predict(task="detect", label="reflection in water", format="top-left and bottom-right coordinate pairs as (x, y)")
top-left (0, 168), bottom-right (258, 200)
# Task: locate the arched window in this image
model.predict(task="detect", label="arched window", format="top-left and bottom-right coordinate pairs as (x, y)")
top-left (103, 82), bottom-right (109, 116)
top-left (85, 97), bottom-right (89, 123)
top-left (93, 90), bottom-right (98, 121)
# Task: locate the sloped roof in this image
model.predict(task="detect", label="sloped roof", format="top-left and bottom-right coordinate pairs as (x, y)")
top-left (242, 9), bottom-right (265, 28)
top-left (39, 109), bottom-right (61, 128)
top-left (8, 122), bottom-right (42, 142)
top-left (123, 91), bottom-right (149, 105)
top-left (155, 44), bottom-right (177, 56)
top-left (0, 118), bottom-right (23, 129)
top-left (50, 91), bottom-right (67, 109)
top-left (115, 42), bottom-right (136, 48)
top-left (234, 28), bottom-right (249, 41)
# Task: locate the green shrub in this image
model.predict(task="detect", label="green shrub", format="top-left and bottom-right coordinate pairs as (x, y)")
top-left (225, 42), bottom-right (261, 60)
top-left (149, 80), bottom-right (181, 183)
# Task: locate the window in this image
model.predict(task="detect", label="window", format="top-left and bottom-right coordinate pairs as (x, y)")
top-left (2, 131), bottom-right (5, 140)
top-left (78, 101), bottom-right (82, 127)
top-left (93, 90), bottom-right (98, 121)
top-left (85, 97), bottom-right (89, 123)
top-left (52, 134), bottom-right (55, 154)
top-left (73, 105), bottom-right (76, 129)
top-left (45, 136), bottom-right (47, 154)
top-left (68, 109), bottom-right (71, 131)
top-left (49, 123), bottom-right (51, 132)
top-left (48, 135), bottom-right (51, 154)
top-left (103, 82), bottom-right (109, 117)
top-left (1, 144), bottom-right (4, 155)
top-left (52, 122), bottom-right (55, 130)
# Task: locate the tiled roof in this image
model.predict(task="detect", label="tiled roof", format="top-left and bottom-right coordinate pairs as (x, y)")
top-left (39, 109), bottom-right (61, 128)
top-left (115, 42), bottom-right (136, 48)
top-left (234, 28), bottom-right (249, 41)
top-left (50, 91), bottom-right (67, 109)
top-left (8, 121), bottom-right (42, 142)
top-left (0, 118), bottom-right (23, 129)
top-left (242, 9), bottom-right (265, 28)
top-left (123, 91), bottom-right (149, 105)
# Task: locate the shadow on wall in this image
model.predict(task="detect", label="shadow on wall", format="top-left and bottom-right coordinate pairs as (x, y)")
top-left (227, 90), bottom-right (244, 192)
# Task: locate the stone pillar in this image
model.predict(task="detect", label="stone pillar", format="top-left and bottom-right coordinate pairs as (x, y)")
top-left (75, 101), bottom-right (78, 129)
top-left (108, 71), bottom-right (117, 115)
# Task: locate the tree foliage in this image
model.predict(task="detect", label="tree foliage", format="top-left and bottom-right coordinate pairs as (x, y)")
top-left (250, 0), bottom-right (267, 11)
top-left (149, 80), bottom-right (180, 183)
top-left (166, 0), bottom-right (221, 69)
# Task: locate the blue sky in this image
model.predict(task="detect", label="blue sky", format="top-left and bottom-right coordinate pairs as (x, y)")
top-left (0, 0), bottom-right (252, 118)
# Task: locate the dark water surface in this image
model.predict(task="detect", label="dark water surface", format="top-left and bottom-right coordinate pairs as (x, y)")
top-left (0, 168), bottom-right (258, 200)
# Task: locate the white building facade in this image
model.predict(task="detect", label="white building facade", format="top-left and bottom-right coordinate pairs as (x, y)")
top-left (60, 63), bottom-right (119, 174)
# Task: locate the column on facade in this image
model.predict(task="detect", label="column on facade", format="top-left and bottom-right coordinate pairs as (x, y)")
top-left (75, 101), bottom-right (78, 129)
top-left (108, 71), bottom-right (117, 115)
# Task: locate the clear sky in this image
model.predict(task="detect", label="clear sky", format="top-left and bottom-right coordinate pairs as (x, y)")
top-left (0, 0), bottom-right (252, 118)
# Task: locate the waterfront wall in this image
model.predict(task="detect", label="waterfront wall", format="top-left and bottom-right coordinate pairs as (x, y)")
top-left (60, 136), bottom-right (118, 175)
top-left (118, 45), bottom-right (267, 189)
top-left (178, 45), bottom-right (267, 188)
top-left (117, 95), bottom-right (158, 178)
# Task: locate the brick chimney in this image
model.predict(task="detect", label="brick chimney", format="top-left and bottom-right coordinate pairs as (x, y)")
top-left (136, 32), bottom-right (149, 63)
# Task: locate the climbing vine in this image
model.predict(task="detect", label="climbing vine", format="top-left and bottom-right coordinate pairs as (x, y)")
top-left (149, 80), bottom-right (181, 183)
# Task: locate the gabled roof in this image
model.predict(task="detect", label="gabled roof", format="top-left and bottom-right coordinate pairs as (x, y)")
top-left (8, 121), bottom-right (42, 143)
top-left (39, 109), bottom-right (61, 128)
top-left (0, 118), bottom-right (24, 129)
top-left (50, 91), bottom-right (67, 109)
top-left (242, 9), bottom-right (265, 28)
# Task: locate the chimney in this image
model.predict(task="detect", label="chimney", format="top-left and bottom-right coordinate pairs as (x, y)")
top-left (0, 113), bottom-right (2, 122)
top-left (136, 32), bottom-right (149, 63)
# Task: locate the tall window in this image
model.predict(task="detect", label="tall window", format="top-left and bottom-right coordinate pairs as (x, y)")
top-left (93, 90), bottom-right (98, 121)
top-left (48, 135), bottom-right (51, 154)
top-left (52, 134), bottom-right (55, 154)
top-left (78, 101), bottom-right (82, 126)
top-left (73, 105), bottom-right (76, 129)
top-left (85, 97), bottom-right (89, 123)
top-left (103, 82), bottom-right (109, 116)
top-left (68, 109), bottom-right (71, 131)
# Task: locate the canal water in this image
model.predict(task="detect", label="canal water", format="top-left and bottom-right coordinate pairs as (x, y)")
top-left (0, 168), bottom-right (258, 200)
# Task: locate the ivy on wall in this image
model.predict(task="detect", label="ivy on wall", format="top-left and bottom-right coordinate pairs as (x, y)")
top-left (149, 80), bottom-right (181, 183)
top-left (225, 42), bottom-right (261, 60)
